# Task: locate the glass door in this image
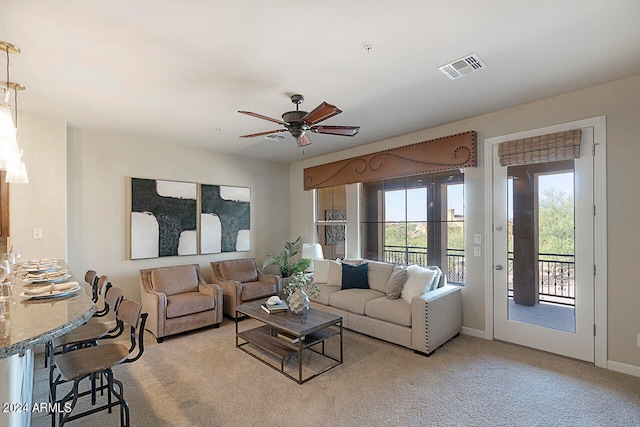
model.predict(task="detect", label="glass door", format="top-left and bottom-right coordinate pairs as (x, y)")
top-left (492, 128), bottom-right (595, 362)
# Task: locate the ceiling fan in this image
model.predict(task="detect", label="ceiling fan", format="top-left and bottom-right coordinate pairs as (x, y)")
top-left (238, 94), bottom-right (360, 147)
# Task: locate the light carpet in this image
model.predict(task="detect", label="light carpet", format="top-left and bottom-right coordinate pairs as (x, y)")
top-left (32, 318), bottom-right (640, 427)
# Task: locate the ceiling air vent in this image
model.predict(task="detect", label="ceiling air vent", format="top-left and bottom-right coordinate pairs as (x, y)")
top-left (264, 133), bottom-right (286, 141)
top-left (438, 53), bottom-right (487, 80)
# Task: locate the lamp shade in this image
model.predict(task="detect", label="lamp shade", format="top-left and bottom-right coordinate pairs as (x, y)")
top-left (301, 243), bottom-right (324, 260)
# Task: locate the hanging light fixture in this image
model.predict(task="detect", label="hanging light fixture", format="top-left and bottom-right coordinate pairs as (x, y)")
top-left (0, 41), bottom-right (28, 184)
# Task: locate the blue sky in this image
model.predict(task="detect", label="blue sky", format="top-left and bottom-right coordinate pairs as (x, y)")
top-left (385, 183), bottom-right (464, 221)
top-left (384, 172), bottom-right (573, 222)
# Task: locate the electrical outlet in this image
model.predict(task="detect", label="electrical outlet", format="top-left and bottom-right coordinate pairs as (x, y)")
top-left (474, 234), bottom-right (482, 244)
top-left (32, 228), bottom-right (43, 239)
top-left (473, 247), bottom-right (481, 257)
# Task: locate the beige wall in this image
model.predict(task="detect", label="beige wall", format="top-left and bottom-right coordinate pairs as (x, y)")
top-left (290, 74), bottom-right (640, 371)
top-left (12, 123), bottom-right (291, 303)
top-left (9, 113), bottom-right (67, 260)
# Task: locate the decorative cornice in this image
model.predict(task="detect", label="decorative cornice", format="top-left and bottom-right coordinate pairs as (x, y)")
top-left (304, 131), bottom-right (477, 190)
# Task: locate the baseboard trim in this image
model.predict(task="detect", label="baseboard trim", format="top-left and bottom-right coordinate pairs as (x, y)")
top-left (607, 360), bottom-right (640, 378)
top-left (461, 326), bottom-right (486, 339)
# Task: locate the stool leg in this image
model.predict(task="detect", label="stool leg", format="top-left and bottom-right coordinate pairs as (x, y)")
top-left (109, 372), bottom-right (130, 427)
top-left (59, 378), bottom-right (81, 427)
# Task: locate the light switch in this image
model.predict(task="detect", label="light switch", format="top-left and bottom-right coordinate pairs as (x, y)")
top-left (474, 234), bottom-right (482, 244)
top-left (473, 247), bottom-right (481, 257)
top-left (33, 228), bottom-right (43, 239)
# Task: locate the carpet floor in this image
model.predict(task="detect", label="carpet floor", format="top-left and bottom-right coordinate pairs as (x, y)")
top-left (32, 317), bottom-right (640, 427)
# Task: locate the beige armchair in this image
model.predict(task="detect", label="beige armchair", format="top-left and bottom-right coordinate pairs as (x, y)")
top-left (210, 258), bottom-right (281, 318)
top-left (140, 264), bottom-right (222, 343)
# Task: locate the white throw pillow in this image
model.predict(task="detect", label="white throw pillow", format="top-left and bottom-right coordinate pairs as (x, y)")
top-left (400, 265), bottom-right (438, 304)
top-left (327, 260), bottom-right (343, 287)
top-left (313, 259), bottom-right (331, 284)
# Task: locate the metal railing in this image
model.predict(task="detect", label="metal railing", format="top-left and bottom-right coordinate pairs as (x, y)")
top-left (507, 252), bottom-right (575, 306)
top-left (383, 246), bottom-right (465, 285)
top-left (383, 246), bottom-right (575, 306)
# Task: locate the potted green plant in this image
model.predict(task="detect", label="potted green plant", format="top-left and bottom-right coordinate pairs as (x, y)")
top-left (262, 236), bottom-right (311, 279)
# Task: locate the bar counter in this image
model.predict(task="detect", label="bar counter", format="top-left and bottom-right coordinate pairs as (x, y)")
top-left (0, 267), bottom-right (95, 359)
top-left (0, 264), bottom-right (94, 427)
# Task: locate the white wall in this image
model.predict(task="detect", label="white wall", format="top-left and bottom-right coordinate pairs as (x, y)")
top-left (290, 74), bottom-right (640, 370)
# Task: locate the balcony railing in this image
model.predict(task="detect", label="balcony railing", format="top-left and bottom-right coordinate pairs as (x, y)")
top-left (507, 252), bottom-right (575, 306)
top-left (383, 247), bottom-right (575, 306)
top-left (383, 246), bottom-right (464, 285)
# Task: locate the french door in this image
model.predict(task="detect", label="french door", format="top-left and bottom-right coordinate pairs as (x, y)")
top-left (488, 120), bottom-right (604, 363)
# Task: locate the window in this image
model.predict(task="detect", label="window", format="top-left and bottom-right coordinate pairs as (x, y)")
top-left (315, 185), bottom-right (347, 260)
top-left (361, 170), bottom-right (465, 284)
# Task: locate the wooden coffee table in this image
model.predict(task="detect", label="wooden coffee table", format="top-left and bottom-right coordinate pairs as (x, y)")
top-left (235, 299), bottom-right (343, 384)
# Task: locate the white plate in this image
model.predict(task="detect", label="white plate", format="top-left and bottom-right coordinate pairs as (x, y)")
top-left (20, 284), bottom-right (81, 300)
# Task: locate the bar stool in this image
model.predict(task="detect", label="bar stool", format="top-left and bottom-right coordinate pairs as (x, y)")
top-left (44, 274), bottom-right (113, 368)
top-left (48, 286), bottom-right (125, 406)
top-left (91, 275), bottom-right (113, 318)
top-left (50, 299), bottom-right (147, 426)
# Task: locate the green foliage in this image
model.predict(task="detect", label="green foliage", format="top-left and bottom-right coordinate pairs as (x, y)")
top-left (262, 236), bottom-right (311, 278)
top-left (538, 187), bottom-right (574, 255)
top-left (383, 222), bottom-right (464, 250)
top-left (283, 271), bottom-right (319, 299)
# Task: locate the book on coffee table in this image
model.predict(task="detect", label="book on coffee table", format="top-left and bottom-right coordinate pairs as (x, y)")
top-left (277, 331), bottom-right (305, 344)
top-left (261, 301), bottom-right (288, 313)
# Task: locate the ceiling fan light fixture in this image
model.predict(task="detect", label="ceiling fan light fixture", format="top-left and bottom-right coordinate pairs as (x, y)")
top-left (239, 94), bottom-right (360, 147)
top-left (282, 110), bottom-right (307, 125)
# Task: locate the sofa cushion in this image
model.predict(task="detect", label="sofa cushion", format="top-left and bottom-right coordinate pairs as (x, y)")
top-left (366, 260), bottom-right (395, 293)
top-left (365, 297), bottom-right (411, 327)
top-left (151, 265), bottom-right (199, 296)
top-left (165, 291), bottom-right (215, 319)
top-left (423, 265), bottom-right (444, 291)
top-left (386, 265), bottom-right (408, 299)
top-left (329, 289), bottom-right (384, 315)
top-left (341, 263), bottom-right (369, 289)
top-left (219, 258), bottom-right (258, 283)
top-left (313, 259), bottom-right (342, 287)
top-left (309, 284), bottom-right (341, 305)
top-left (240, 281), bottom-right (278, 301)
top-left (400, 265), bottom-right (438, 304)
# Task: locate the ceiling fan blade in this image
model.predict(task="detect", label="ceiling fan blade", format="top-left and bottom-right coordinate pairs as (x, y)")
top-left (239, 129), bottom-right (287, 138)
top-left (297, 133), bottom-right (312, 147)
top-left (301, 102), bottom-right (342, 125)
top-left (238, 110), bottom-right (286, 125)
top-left (310, 125), bottom-right (360, 136)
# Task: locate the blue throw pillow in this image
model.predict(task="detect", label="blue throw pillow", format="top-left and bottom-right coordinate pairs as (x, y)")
top-left (341, 263), bottom-right (369, 289)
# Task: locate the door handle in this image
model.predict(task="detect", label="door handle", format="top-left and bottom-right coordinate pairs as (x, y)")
top-left (495, 265), bottom-right (503, 270)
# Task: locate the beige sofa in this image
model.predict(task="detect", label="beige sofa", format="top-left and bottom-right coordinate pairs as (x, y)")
top-left (309, 259), bottom-right (462, 356)
top-left (140, 264), bottom-right (223, 343)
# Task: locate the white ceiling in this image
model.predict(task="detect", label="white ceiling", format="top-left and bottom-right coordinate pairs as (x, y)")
top-left (1, 0), bottom-right (639, 163)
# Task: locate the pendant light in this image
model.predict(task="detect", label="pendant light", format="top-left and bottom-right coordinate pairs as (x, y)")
top-left (0, 41), bottom-right (28, 184)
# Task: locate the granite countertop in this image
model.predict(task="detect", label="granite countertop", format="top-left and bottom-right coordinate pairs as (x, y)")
top-left (0, 264), bottom-right (95, 359)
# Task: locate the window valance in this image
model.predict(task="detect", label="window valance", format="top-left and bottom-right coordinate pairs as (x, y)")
top-left (498, 129), bottom-right (581, 167)
top-left (303, 131), bottom-right (476, 190)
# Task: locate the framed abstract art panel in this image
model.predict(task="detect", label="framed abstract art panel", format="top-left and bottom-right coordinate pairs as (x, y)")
top-left (201, 184), bottom-right (251, 254)
top-left (130, 178), bottom-right (198, 259)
